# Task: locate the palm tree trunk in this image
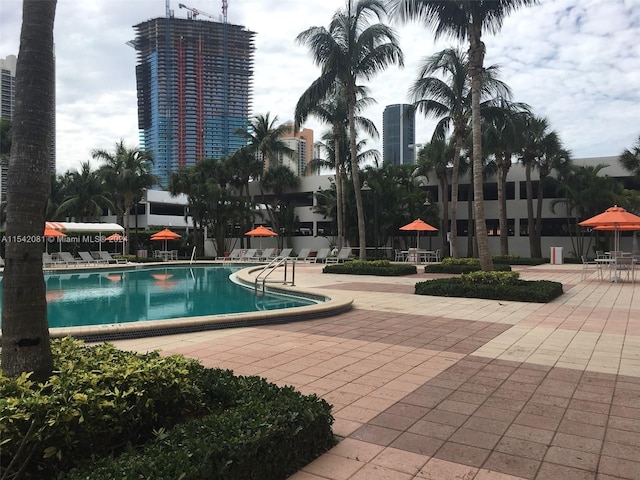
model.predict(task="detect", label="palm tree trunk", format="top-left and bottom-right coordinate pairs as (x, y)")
top-left (450, 135), bottom-right (463, 258)
top-left (497, 158), bottom-right (509, 255)
top-left (525, 162), bottom-right (536, 257)
top-left (123, 196), bottom-right (132, 255)
top-left (333, 134), bottom-right (344, 248)
top-left (440, 176), bottom-right (449, 256)
top-left (469, 28), bottom-right (493, 271)
top-left (1, 0), bottom-right (56, 380)
top-left (348, 94), bottom-right (366, 260)
top-left (533, 174), bottom-right (545, 258)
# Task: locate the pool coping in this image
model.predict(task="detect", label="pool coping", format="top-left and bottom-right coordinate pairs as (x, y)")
top-left (2, 261), bottom-right (354, 343)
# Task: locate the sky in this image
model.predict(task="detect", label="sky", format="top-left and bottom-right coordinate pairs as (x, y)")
top-left (0, 0), bottom-right (639, 175)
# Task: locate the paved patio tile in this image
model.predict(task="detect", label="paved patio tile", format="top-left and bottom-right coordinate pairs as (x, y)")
top-left (109, 263), bottom-right (639, 480)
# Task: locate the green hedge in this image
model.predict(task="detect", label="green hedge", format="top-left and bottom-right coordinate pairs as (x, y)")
top-left (415, 271), bottom-right (563, 303)
top-left (492, 255), bottom-right (547, 266)
top-left (425, 257), bottom-right (512, 274)
top-left (323, 260), bottom-right (417, 276)
top-left (1, 338), bottom-right (334, 480)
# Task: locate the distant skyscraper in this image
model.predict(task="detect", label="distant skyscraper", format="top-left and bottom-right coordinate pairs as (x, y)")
top-left (280, 122), bottom-right (314, 176)
top-left (131, 15), bottom-right (255, 186)
top-left (0, 54), bottom-right (56, 204)
top-left (382, 104), bottom-right (415, 166)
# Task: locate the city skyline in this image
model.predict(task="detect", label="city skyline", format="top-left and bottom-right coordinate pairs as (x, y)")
top-left (0, 0), bottom-right (638, 175)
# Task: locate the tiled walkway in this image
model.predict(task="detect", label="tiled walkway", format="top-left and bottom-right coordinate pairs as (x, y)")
top-left (111, 263), bottom-right (639, 480)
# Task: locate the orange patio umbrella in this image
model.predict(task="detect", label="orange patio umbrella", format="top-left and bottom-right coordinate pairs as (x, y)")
top-left (105, 233), bottom-right (126, 255)
top-left (150, 228), bottom-right (181, 251)
top-left (43, 226), bottom-right (67, 253)
top-left (579, 206), bottom-right (640, 253)
top-left (245, 225), bottom-right (277, 249)
top-left (400, 218), bottom-right (438, 249)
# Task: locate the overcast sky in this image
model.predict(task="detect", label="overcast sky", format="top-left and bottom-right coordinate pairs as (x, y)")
top-left (1, 0), bottom-right (638, 174)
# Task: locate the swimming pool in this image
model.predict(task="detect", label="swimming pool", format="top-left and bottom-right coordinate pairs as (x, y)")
top-left (0, 265), bottom-right (317, 329)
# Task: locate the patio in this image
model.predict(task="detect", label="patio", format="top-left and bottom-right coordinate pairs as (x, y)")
top-left (109, 262), bottom-right (639, 480)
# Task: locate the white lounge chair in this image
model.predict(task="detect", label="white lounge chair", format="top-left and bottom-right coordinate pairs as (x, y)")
top-left (239, 249), bottom-right (258, 261)
top-left (99, 251), bottom-right (127, 264)
top-left (259, 248), bottom-right (276, 261)
top-left (314, 248), bottom-right (331, 263)
top-left (217, 248), bottom-right (241, 261)
top-left (59, 252), bottom-right (84, 266)
top-left (326, 247), bottom-right (352, 264)
top-left (277, 248), bottom-right (293, 259)
top-left (43, 253), bottom-right (63, 268)
top-left (79, 251), bottom-right (107, 265)
top-left (295, 248), bottom-right (312, 262)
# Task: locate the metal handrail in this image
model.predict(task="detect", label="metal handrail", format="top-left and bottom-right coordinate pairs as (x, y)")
top-left (254, 256), bottom-right (296, 296)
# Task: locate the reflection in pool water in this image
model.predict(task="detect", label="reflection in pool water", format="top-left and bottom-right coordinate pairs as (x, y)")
top-left (0, 265), bottom-right (316, 329)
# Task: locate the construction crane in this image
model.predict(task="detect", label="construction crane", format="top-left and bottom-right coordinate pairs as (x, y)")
top-left (178, 3), bottom-right (217, 20)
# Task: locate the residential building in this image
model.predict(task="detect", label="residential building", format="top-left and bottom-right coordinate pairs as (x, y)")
top-left (278, 122), bottom-right (314, 176)
top-left (109, 155), bottom-right (636, 258)
top-left (0, 54), bottom-right (56, 204)
top-left (131, 14), bottom-right (255, 186)
top-left (382, 103), bottom-right (415, 166)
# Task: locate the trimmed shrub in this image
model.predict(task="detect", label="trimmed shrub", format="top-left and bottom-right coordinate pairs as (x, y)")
top-left (1, 338), bottom-right (335, 480)
top-left (425, 257), bottom-right (512, 274)
top-left (415, 276), bottom-right (563, 303)
top-left (492, 255), bottom-right (546, 266)
top-left (323, 260), bottom-right (417, 276)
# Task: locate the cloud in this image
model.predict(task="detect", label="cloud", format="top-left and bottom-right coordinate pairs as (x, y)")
top-left (0, 0), bottom-right (638, 174)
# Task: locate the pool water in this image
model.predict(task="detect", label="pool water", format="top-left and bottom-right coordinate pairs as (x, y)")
top-left (0, 265), bottom-right (316, 328)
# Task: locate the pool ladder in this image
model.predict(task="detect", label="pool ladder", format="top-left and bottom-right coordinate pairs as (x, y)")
top-left (254, 256), bottom-right (296, 296)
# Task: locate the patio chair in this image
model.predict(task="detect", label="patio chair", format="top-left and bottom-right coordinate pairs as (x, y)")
top-left (259, 248), bottom-right (276, 261)
top-left (295, 248), bottom-right (312, 262)
top-left (580, 255), bottom-right (599, 280)
top-left (313, 248), bottom-right (330, 263)
top-left (239, 249), bottom-right (258, 261)
top-left (43, 252), bottom-right (63, 268)
top-left (79, 251), bottom-right (107, 265)
top-left (326, 247), bottom-right (352, 264)
top-left (614, 257), bottom-right (636, 283)
top-left (59, 252), bottom-right (84, 266)
top-left (99, 251), bottom-right (127, 264)
top-left (277, 248), bottom-right (293, 259)
top-left (394, 249), bottom-right (407, 262)
top-left (217, 248), bottom-right (241, 261)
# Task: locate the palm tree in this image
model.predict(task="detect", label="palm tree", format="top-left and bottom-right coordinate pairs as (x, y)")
top-left (295, 86), bottom-right (377, 250)
top-left (242, 113), bottom-right (295, 171)
top-left (390, 0), bottom-right (538, 270)
top-left (297, 0), bottom-right (403, 260)
top-left (483, 103), bottom-right (530, 255)
top-left (227, 145), bottom-right (263, 248)
top-left (262, 165), bottom-right (301, 248)
top-left (551, 164), bottom-right (619, 257)
top-left (517, 115), bottom-right (568, 258)
top-left (619, 134), bottom-right (640, 179)
top-left (416, 138), bottom-right (452, 255)
top-left (93, 140), bottom-right (158, 254)
top-left (408, 47), bottom-right (512, 258)
top-left (55, 161), bottom-right (116, 222)
top-left (2, 0), bottom-right (57, 380)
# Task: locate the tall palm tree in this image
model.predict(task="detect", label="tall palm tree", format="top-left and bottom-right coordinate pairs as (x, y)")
top-left (619, 134), bottom-right (640, 179)
top-left (416, 138), bottom-right (452, 255)
top-left (483, 103), bottom-right (530, 255)
top-left (295, 86), bottom-right (377, 250)
top-left (242, 113), bottom-right (295, 171)
top-left (262, 165), bottom-right (301, 248)
top-left (227, 145), bottom-right (263, 248)
top-left (390, 0), bottom-right (538, 270)
top-left (55, 161), bottom-right (116, 222)
top-left (93, 140), bottom-right (158, 254)
top-left (297, 0), bottom-right (403, 260)
top-left (409, 47), bottom-right (512, 258)
top-left (517, 115), bottom-right (568, 258)
top-left (2, 0), bottom-right (57, 380)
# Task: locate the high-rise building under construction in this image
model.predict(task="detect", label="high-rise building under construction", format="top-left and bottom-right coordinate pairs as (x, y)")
top-left (131, 14), bottom-right (255, 186)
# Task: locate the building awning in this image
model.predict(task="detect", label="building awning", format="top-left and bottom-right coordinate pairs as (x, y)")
top-left (45, 222), bottom-right (124, 233)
